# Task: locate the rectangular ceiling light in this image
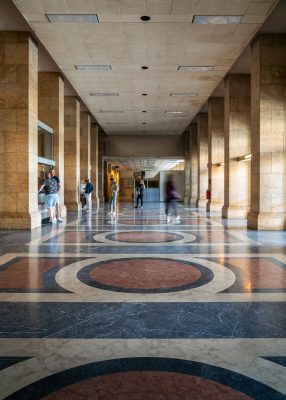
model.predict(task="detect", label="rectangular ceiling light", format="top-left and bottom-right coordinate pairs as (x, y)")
top-left (90, 93), bottom-right (119, 96)
top-left (47, 14), bottom-right (99, 23)
top-left (100, 110), bottom-right (124, 113)
top-left (170, 93), bottom-right (198, 97)
top-left (165, 111), bottom-right (185, 114)
top-left (193, 15), bottom-right (243, 24)
top-left (75, 65), bottom-right (111, 71)
top-left (178, 66), bottom-right (214, 72)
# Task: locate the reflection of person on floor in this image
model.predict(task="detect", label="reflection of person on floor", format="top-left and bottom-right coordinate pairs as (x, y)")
top-left (165, 174), bottom-right (180, 223)
top-left (108, 177), bottom-right (119, 216)
top-left (84, 178), bottom-right (93, 212)
top-left (135, 178), bottom-right (145, 208)
top-left (38, 171), bottom-right (58, 224)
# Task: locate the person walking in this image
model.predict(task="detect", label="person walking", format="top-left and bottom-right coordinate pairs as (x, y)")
top-left (84, 178), bottom-right (93, 212)
top-left (135, 178), bottom-right (145, 208)
top-left (165, 174), bottom-right (180, 223)
top-left (50, 168), bottom-right (63, 222)
top-left (108, 177), bottom-right (119, 216)
top-left (38, 171), bottom-right (58, 224)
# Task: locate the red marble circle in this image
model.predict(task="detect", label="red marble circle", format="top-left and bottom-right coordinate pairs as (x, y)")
top-left (90, 258), bottom-right (201, 289)
top-left (108, 231), bottom-right (181, 243)
top-left (43, 371), bottom-right (252, 399)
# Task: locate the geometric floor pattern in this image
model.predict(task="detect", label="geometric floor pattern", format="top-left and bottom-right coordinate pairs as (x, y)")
top-left (0, 203), bottom-right (285, 399)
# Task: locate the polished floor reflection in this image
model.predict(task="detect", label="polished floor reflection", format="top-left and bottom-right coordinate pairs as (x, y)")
top-left (0, 203), bottom-right (286, 399)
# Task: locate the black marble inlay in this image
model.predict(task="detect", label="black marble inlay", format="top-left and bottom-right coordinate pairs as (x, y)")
top-left (0, 302), bottom-right (285, 339)
top-left (261, 357), bottom-right (286, 367)
top-left (0, 356), bottom-right (31, 371)
top-left (4, 358), bottom-right (285, 400)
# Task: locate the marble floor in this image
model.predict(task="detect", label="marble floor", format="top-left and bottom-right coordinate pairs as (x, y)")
top-left (0, 202), bottom-right (286, 399)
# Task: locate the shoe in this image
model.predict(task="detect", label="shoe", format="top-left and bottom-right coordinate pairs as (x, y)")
top-left (108, 211), bottom-right (112, 215)
top-left (52, 218), bottom-right (57, 224)
top-left (175, 216), bottom-right (180, 221)
top-left (83, 206), bottom-right (87, 210)
top-left (57, 217), bottom-right (63, 222)
top-left (166, 216), bottom-right (171, 223)
top-left (86, 209), bottom-right (90, 213)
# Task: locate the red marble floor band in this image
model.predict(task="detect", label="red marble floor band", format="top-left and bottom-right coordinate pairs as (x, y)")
top-left (42, 371), bottom-right (252, 400)
top-left (90, 258), bottom-right (202, 289)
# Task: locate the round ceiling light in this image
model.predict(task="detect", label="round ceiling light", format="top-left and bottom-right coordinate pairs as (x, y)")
top-left (141, 16), bottom-right (151, 21)
top-left (141, 66), bottom-right (149, 70)
top-left (142, 93), bottom-right (148, 96)
top-left (142, 111), bottom-right (147, 113)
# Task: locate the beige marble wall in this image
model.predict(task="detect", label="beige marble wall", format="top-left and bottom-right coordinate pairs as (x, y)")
top-left (190, 123), bottom-right (198, 206)
top-left (183, 129), bottom-right (191, 204)
top-left (196, 113), bottom-right (208, 208)
top-left (80, 112), bottom-right (91, 181)
top-left (248, 34), bottom-right (286, 230)
top-left (0, 32), bottom-right (41, 229)
top-left (207, 97), bottom-right (224, 212)
top-left (64, 96), bottom-right (81, 211)
top-left (222, 74), bottom-right (251, 219)
top-left (98, 129), bottom-right (105, 203)
top-left (91, 124), bottom-right (99, 205)
top-left (38, 72), bottom-right (66, 217)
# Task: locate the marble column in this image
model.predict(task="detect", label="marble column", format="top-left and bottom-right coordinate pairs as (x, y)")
top-left (80, 112), bottom-right (91, 181)
top-left (91, 124), bottom-right (99, 205)
top-left (248, 34), bottom-right (286, 230)
top-left (190, 123), bottom-right (198, 206)
top-left (0, 32), bottom-right (41, 229)
top-left (207, 98), bottom-right (224, 212)
top-left (38, 72), bottom-right (66, 218)
top-left (97, 129), bottom-right (105, 203)
top-left (64, 96), bottom-right (81, 211)
top-left (183, 129), bottom-right (191, 204)
top-left (222, 74), bottom-right (251, 219)
top-left (196, 113), bottom-right (208, 208)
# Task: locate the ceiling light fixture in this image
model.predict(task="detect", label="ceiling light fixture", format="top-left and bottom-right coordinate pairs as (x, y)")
top-left (193, 15), bottom-right (243, 24)
top-left (141, 66), bottom-right (149, 70)
top-left (170, 93), bottom-right (198, 97)
top-left (142, 93), bottom-right (148, 96)
top-left (75, 65), bottom-right (112, 71)
top-left (47, 14), bottom-right (99, 23)
top-left (165, 111), bottom-right (185, 114)
top-left (178, 66), bottom-right (214, 71)
top-left (141, 16), bottom-right (151, 21)
top-left (90, 93), bottom-right (119, 96)
top-left (142, 111), bottom-right (147, 113)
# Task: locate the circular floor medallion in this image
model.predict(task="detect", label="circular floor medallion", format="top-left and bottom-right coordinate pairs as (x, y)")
top-left (106, 231), bottom-right (183, 243)
top-left (78, 257), bottom-right (213, 293)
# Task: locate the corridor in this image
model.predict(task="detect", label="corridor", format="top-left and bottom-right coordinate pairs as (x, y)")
top-left (0, 203), bottom-right (286, 399)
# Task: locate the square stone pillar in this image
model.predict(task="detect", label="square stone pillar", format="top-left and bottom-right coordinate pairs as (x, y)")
top-left (80, 112), bottom-right (91, 180)
top-left (222, 74), bottom-right (251, 219)
top-left (91, 123), bottom-right (99, 205)
top-left (0, 32), bottom-right (41, 229)
top-left (190, 123), bottom-right (198, 206)
top-left (183, 129), bottom-right (191, 204)
top-left (207, 97), bottom-right (224, 212)
top-left (98, 129), bottom-right (105, 203)
top-left (64, 96), bottom-right (81, 211)
top-left (196, 113), bottom-right (208, 208)
top-left (38, 72), bottom-right (66, 218)
top-left (248, 34), bottom-right (286, 230)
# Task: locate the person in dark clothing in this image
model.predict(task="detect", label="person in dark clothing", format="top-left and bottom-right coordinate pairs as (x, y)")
top-left (165, 174), bottom-right (180, 223)
top-left (84, 178), bottom-right (93, 212)
top-left (135, 179), bottom-right (145, 208)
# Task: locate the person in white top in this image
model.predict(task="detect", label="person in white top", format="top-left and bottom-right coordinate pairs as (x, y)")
top-left (108, 177), bottom-right (119, 216)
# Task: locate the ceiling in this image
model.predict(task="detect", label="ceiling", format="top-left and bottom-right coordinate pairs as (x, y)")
top-left (8, 0), bottom-right (282, 136)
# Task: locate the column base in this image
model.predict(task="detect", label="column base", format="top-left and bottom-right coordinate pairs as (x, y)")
top-left (93, 197), bottom-right (100, 206)
top-left (65, 202), bottom-right (81, 212)
top-left (60, 204), bottom-right (67, 218)
top-left (0, 211), bottom-right (41, 230)
top-left (247, 211), bottom-right (285, 230)
top-left (190, 197), bottom-right (198, 207)
top-left (207, 201), bottom-right (224, 213)
top-left (184, 196), bottom-right (190, 205)
top-left (196, 199), bottom-right (207, 208)
top-left (222, 205), bottom-right (249, 219)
